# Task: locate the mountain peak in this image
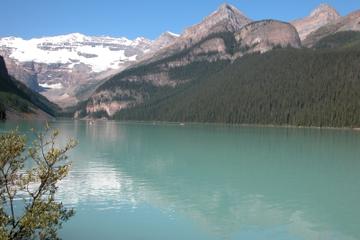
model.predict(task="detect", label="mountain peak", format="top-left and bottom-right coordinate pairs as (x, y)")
top-left (150, 31), bottom-right (179, 52)
top-left (180, 3), bottom-right (251, 41)
top-left (218, 3), bottom-right (237, 12)
top-left (157, 31), bottom-right (179, 41)
top-left (292, 3), bottom-right (341, 40)
top-left (214, 3), bottom-right (248, 19)
top-left (310, 3), bottom-right (340, 18)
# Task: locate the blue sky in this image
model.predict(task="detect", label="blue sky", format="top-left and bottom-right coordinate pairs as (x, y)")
top-left (1, 0), bottom-right (359, 40)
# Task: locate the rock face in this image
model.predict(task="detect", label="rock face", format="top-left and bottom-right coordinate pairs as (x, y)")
top-left (82, 6), bottom-right (302, 118)
top-left (235, 20), bottom-right (301, 55)
top-left (292, 4), bottom-right (340, 41)
top-left (303, 10), bottom-right (360, 47)
top-left (339, 10), bottom-right (360, 31)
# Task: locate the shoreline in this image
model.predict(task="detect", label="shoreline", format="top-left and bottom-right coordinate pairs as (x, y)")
top-left (3, 117), bottom-right (360, 132)
top-left (78, 118), bottom-right (360, 132)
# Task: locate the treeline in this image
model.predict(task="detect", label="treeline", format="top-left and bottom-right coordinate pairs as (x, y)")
top-left (0, 102), bottom-right (5, 120)
top-left (114, 32), bottom-right (360, 127)
top-left (314, 31), bottom-right (360, 50)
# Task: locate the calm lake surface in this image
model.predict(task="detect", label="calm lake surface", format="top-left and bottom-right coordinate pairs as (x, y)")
top-left (1, 120), bottom-right (360, 240)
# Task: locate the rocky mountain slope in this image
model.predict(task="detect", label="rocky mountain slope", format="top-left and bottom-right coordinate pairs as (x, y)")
top-left (0, 33), bottom-right (176, 106)
top-left (149, 32), bottom-right (179, 52)
top-left (114, 31), bottom-right (360, 127)
top-left (303, 9), bottom-right (360, 46)
top-left (291, 4), bottom-right (340, 41)
top-left (81, 4), bottom-right (301, 118)
top-left (80, 3), bottom-right (360, 127)
top-left (0, 56), bottom-right (59, 120)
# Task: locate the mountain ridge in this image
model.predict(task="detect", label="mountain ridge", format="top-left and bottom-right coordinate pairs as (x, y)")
top-left (112, 31), bottom-right (360, 127)
top-left (77, 3), bottom-right (360, 128)
top-left (2, 2), bottom-right (360, 124)
top-left (81, 4), bottom-right (302, 118)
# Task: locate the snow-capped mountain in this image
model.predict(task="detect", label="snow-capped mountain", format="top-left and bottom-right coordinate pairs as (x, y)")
top-left (0, 33), bottom-right (177, 106)
top-left (0, 33), bottom-right (152, 73)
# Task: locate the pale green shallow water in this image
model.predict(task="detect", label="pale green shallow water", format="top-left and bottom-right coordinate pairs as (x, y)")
top-left (1, 120), bottom-right (360, 240)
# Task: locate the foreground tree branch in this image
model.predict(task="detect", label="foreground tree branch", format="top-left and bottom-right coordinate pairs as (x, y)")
top-left (0, 124), bottom-right (77, 240)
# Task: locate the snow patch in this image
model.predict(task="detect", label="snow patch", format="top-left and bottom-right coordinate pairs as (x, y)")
top-left (166, 31), bottom-right (180, 37)
top-left (39, 83), bottom-right (64, 89)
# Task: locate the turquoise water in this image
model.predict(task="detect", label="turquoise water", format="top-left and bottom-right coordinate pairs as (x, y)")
top-left (1, 120), bottom-right (360, 240)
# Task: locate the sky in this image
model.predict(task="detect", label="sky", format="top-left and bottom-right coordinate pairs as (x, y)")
top-left (1, 0), bottom-right (359, 40)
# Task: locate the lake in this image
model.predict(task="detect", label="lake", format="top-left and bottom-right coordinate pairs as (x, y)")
top-left (1, 120), bottom-right (360, 240)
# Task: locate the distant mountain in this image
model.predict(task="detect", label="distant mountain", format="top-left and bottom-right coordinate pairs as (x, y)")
top-left (292, 4), bottom-right (340, 41)
top-left (303, 9), bottom-right (360, 46)
top-left (81, 4), bottom-right (301, 118)
top-left (150, 31), bottom-right (180, 52)
top-left (0, 33), bottom-right (171, 106)
top-left (0, 56), bottom-right (59, 120)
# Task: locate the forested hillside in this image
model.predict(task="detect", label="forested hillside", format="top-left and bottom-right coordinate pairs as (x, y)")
top-left (114, 32), bottom-right (360, 127)
top-left (314, 31), bottom-right (360, 49)
top-left (0, 56), bottom-right (60, 120)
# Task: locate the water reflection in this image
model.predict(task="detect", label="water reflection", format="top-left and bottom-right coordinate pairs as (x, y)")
top-left (1, 120), bottom-right (360, 240)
